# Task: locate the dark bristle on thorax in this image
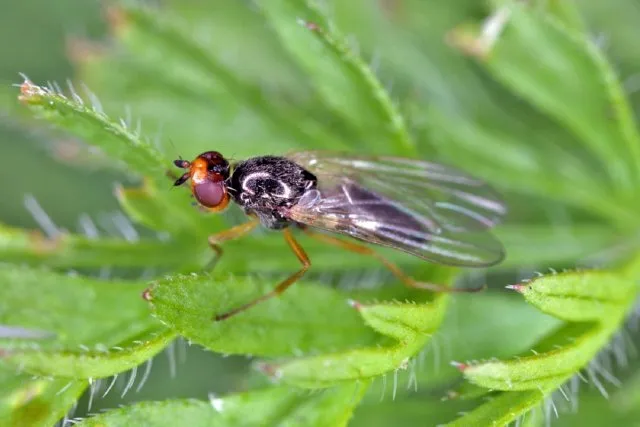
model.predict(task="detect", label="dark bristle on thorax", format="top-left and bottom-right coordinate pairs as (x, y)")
top-left (227, 156), bottom-right (317, 229)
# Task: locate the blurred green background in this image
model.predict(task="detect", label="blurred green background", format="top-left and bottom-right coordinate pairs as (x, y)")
top-left (0, 0), bottom-right (252, 417)
top-left (0, 1), bottom-right (119, 230)
top-left (3, 0), bottom-right (640, 426)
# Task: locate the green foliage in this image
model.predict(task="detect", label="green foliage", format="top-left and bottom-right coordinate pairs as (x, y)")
top-left (0, 265), bottom-right (174, 378)
top-left (76, 384), bottom-right (367, 427)
top-left (3, 0), bottom-right (640, 426)
top-left (0, 366), bottom-right (87, 427)
top-left (452, 264), bottom-right (638, 424)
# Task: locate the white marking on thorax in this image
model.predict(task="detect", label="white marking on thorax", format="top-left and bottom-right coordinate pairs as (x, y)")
top-left (242, 171), bottom-right (292, 198)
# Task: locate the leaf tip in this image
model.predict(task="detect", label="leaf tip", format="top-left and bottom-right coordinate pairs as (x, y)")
top-left (207, 393), bottom-right (225, 412)
top-left (254, 361), bottom-right (283, 381)
top-left (450, 360), bottom-right (469, 372)
top-left (446, 7), bottom-right (511, 59)
top-left (142, 287), bottom-right (153, 302)
top-left (297, 18), bottom-right (320, 31)
top-left (17, 76), bottom-right (46, 104)
top-left (347, 299), bottom-right (362, 310)
top-left (505, 283), bottom-right (527, 293)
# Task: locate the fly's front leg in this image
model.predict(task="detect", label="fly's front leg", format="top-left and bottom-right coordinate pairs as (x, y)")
top-left (214, 228), bottom-right (310, 321)
top-left (206, 218), bottom-right (259, 271)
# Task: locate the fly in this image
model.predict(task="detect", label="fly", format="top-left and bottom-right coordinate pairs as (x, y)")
top-left (173, 151), bottom-right (507, 321)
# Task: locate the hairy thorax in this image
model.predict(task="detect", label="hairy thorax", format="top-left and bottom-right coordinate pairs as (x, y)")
top-left (228, 156), bottom-right (317, 229)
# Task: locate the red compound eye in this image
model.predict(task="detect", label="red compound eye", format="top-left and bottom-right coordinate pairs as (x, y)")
top-left (193, 180), bottom-right (229, 211)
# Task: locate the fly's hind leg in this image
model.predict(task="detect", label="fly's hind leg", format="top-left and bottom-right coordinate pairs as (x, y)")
top-left (214, 228), bottom-right (310, 321)
top-left (301, 228), bottom-right (484, 293)
top-left (206, 218), bottom-right (259, 271)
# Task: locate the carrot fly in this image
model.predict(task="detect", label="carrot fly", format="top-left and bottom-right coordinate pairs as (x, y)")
top-left (173, 151), bottom-right (507, 321)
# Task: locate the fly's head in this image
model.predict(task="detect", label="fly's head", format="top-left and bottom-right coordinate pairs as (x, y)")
top-left (173, 151), bottom-right (231, 211)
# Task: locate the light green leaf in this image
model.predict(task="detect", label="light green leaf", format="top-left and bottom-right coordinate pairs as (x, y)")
top-left (17, 78), bottom-right (168, 183)
top-left (510, 270), bottom-right (638, 322)
top-left (0, 265), bottom-right (174, 378)
top-left (77, 383), bottom-right (367, 427)
top-left (116, 5), bottom-right (345, 155)
top-left (459, 4), bottom-right (640, 197)
top-left (264, 295), bottom-right (447, 388)
top-left (364, 292), bottom-right (561, 402)
top-left (114, 179), bottom-right (226, 240)
top-left (448, 389), bottom-right (546, 427)
top-left (0, 223), bottom-right (203, 270)
top-left (459, 322), bottom-right (607, 391)
top-left (260, 0), bottom-right (415, 155)
top-left (147, 272), bottom-right (379, 357)
top-left (537, 0), bottom-right (586, 32)
top-left (451, 260), bottom-right (639, 424)
top-left (0, 365), bottom-right (87, 427)
top-left (0, 217), bottom-right (461, 277)
top-left (149, 268), bottom-right (454, 388)
top-left (257, 268), bottom-right (455, 388)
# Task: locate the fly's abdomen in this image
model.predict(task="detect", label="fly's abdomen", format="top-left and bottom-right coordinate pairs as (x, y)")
top-left (329, 182), bottom-right (434, 246)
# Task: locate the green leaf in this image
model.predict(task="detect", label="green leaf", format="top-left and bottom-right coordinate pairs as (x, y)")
top-left (1, 216), bottom-right (464, 277)
top-left (147, 272), bottom-right (379, 357)
top-left (8, 0), bottom-right (640, 424)
top-left (450, 262), bottom-right (639, 424)
top-left (457, 4), bottom-right (640, 197)
top-left (0, 365), bottom-right (87, 427)
top-left (352, 394), bottom-right (473, 427)
top-left (447, 389), bottom-right (547, 427)
top-left (6, 327), bottom-right (174, 379)
top-left (363, 292), bottom-right (561, 402)
top-left (536, 0), bottom-right (586, 32)
top-left (0, 223), bottom-right (203, 270)
top-left (114, 179), bottom-right (225, 245)
top-left (116, 5), bottom-right (345, 155)
top-left (265, 295), bottom-right (448, 388)
top-left (17, 78), bottom-right (168, 183)
top-left (257, 268), bottom-right (455, 388)
top-left (459, 321), bottom-right (607, 391)
top-left (77, 383), bottom-right (367, 427)
top-left (149, 268), bottom-right (454, 388)
top-left (259, 0), bottom-right (415, 155)
top-left (509, 270), bottom-right (638, 322)
top-left (0, 265), bottom-right (174, 378)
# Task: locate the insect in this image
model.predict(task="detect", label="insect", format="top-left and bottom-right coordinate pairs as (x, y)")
top-left (173, 151), bottom-right (507, 321)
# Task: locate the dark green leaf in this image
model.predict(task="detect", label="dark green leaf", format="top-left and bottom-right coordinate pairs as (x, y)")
top-left (0, 265), bottom-right (174, 378)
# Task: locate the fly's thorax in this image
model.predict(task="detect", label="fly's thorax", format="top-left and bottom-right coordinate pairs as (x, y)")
top-left (228, 156), bottom-right (317, 229)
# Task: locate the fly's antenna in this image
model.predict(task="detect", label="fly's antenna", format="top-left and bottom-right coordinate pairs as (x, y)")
top-left (164, 137), bottom-right (183, 161)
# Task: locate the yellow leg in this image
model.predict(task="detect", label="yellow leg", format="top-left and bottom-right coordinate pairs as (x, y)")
top-left (214, 228), bottom-right (311, 321)
top-left (206, 219), bottom-right (259, 270)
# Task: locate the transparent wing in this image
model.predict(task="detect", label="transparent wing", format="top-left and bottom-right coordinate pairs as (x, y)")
top-left (285, 151), bottom-right (507, 267)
